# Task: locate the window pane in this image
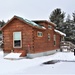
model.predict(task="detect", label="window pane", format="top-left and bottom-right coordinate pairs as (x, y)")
top-left (14, 40), bottom-right (21, 46)
top-left (14, 32), bottom-right (21, 40)
top-left (54, 35), bottom-right (56, 45)
top-left (37, 32), bottom-right (43, 37)
top-left (13, 32), bottom-right (21, 47)
top-left (54, 35), bottom-right (56, 41)
top-left (54, 41), bottom-right (56, 45)
top-left (48, 25), bottom-right (52, 29)
top-left (48, 34), bottom-right (50, 40)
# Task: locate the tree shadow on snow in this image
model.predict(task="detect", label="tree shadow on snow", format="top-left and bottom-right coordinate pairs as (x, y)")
top-left (43, 60), bottom-right (75, 65)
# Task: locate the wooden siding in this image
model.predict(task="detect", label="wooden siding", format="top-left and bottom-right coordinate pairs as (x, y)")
top-left (3, 18), bottom-right (33, 55)
top-left (2, 17), bottom-right (61, 57)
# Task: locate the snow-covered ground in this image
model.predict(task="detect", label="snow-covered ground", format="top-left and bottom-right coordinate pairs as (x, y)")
top-left (0, 50), bottom-right (75, 75)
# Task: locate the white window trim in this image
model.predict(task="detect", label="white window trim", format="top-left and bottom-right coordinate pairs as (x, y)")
top-left (13, 32), bottom-right (22, 48)
top-left (37, 31), bottom-right (43, 37)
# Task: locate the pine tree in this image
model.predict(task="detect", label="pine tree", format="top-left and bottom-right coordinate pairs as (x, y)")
top-left (73, 11), bottom-right (75, 22)
top-left (49, 8), bottom-right (65, 30)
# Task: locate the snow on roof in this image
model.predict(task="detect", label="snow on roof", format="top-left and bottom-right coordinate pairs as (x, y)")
top-left (42, 26), bottom-right (46, 29)
top-left (15, 16), bottom-right (46, 29)
top-left (33, 20), bottom-right (56, 27)
top-left (54, 29), bottom-right (66, 36)
top-left (4, 53), bottom-right (22, 59)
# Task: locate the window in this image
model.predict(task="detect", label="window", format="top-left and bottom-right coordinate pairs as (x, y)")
top-left (48, 25), bottom-right (52, 29)
top-left (48, 33), bottom-right (50, 41)
top-left (13, 32), bottom-right (22, 48)
top-left (61, 37), bottom-right (64, 41)
top-left (37, 31), bottom-right (43, 37)
top-left (54, 35), bottom-right (56, 45)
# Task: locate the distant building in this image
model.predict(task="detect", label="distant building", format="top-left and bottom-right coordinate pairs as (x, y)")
top-left (1, 16), bottom-right (66, 58)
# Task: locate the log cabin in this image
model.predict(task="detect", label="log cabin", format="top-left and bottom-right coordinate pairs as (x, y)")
top-left (1, 16), bottom-right (66, 58)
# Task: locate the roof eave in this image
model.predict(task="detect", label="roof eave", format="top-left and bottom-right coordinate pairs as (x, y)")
top-left (1, 16), bottom-right (46, 31)
top-left (1, 16), bottom-right (17, 31)
top-left (33, 20), bottom-right (56, 27)
top-left (54, 29), bottom-right (66, 36)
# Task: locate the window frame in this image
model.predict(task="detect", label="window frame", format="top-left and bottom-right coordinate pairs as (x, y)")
top-left (54, 35), bottom-right (56, 46)
top-left (37, 31), bottom-right (43, 37)
top-left (48, 25), bottom-right (52, 29)
top-left (13, 31), bottom-right (22, 48)
top-left (48, 33), bottom-right (50, 41)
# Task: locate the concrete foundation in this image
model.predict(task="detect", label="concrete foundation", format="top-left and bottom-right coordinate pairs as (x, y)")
top-left (27, 49), bottom-right (60, 58)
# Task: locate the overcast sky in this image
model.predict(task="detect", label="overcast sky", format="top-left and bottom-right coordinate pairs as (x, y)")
top-left (0, 0), bottom-right (75, 22)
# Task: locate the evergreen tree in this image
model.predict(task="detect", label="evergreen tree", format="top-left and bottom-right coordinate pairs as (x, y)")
top-left (0, 20), bottom-right (5, 34)
top-left (0, 20), bottom-right (5, 27)
top-left (49, 8), bottom-right (65, 30)
top-left (1, 20), bottom-right (5, 27)
top-left (49, 9), bottom-right (75, 44)
top-left (73, 11), bottom-right (75, 22)
top-left (63, 14), bottom-right (75, 43)
top-left (66, 14), bottom-right (71, 22)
